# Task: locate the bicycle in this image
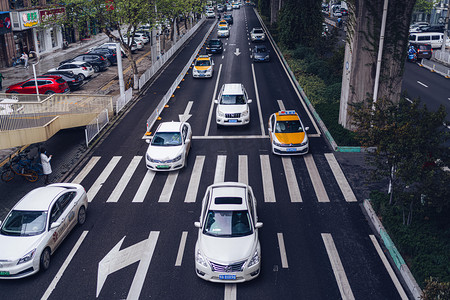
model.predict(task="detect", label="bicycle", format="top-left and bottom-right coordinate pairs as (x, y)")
top-left (1, 154), bottom-right (39, 183)
top-left (12, 57), bottom-right (25, 68)
top-left (16, 151), bottom-right (44, 176)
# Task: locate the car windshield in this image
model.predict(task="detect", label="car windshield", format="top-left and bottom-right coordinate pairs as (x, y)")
top-left (209, 40), bottom-right (221, 46)
top-left (203, 210), bottom-right (253, 237)
top-left (253, 29), bottom-right (263, 34)
top-left (0, 210), bottom-right (47, 236)
top-left (196, 60), bottom-right (211, 66)
top-left (218, 27), bottom-right (228, 31)
top-left (151, 132), bottom-right (182, 146)
top-left (255, 47), bottom-right (267, 53)
top-left (220, 95), bottom-right (245, 105)
top-left (275, 120), bottom-right (304, 133)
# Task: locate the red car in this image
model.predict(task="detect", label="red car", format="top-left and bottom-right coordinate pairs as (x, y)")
top-left (5, 75), bottom-right (70, 95)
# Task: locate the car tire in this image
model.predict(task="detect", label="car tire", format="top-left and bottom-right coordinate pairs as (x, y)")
top-left (93, 65), bottom-right (100, 73)
top-left (45, 91), bottom-right (55, 95)
top-left (78, 206), bottom-right (86, 225)
top-left (40, 248), bottom-right (51, 271)
top-left (78, 74), bottom-right (85, 81)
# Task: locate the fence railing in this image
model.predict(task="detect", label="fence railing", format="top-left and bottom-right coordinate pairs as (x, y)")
top-left (116, 87), bottom-right (133, 113)
top-left (85, 108), bottom-right (109, 146)
top-left (433, 49), bottom-right (450, 65)
top-left (421, 58), bottom-right (450, 78)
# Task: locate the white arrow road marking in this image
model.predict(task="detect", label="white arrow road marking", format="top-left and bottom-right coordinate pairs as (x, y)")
top-left (234, 48), bottom-right (241, 56)
top-left (417, 81), bottom-right (428, 88)
top-left (179, 101), bottom-right (193, 122)
top-left (97, 231), bottom-right (160, 298)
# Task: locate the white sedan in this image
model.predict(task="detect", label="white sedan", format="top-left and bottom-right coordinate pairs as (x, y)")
top-left (48, 61), bottom-right (94, 80)
top-left (0, 183), bottom-right (88, 279)
top-left (145, 121), bottom-right (192, 171)
top-left (194, 182), bottom-right (263, 283)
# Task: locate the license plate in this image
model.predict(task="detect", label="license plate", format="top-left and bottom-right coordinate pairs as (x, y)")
top-left (0, 271), bottom-right (10, 276)
top-left (286, 148), bottom-right (297, 152)
top-left (228, 119), bottom-right (237, 123)
top-left (219, 274), bottom-right (236, 280)
top-left (156, 165), bottom-right (170, 169)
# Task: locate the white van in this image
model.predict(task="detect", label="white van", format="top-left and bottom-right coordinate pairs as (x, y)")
top-left (409, 32), bottom-right (445, 49)
top-left (215, 83), bottom-right (252, 126)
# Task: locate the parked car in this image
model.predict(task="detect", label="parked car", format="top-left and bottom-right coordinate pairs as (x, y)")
top-left (206, 39), bottom-right (224, 54)
top-left (418, 25), bottom-right (445, 33)
top-left (0, 183), bottom-right (88, 278)
top-left (134, 32), bottom-right (149, 44)
top-left (43, 71), bottom-right (83, 91)
top-left (60, 54), bottom-right (109, 73)
top-left (250, 28), bottom-right (266, 42)
top-left (223, 14), bottom-right (233, 25)
top-left (95, 43), bottom-right (128, 57)
top-left (49, 61), bottom-right (94, 80)
top-left (5, 76), bottom-right (70, 95)
top-left (123, 36), bottom-right (143, 50)
top-left (251, 45), bottom-right (270, 62)
top-left (409, 43), bottom-right (432, 59)
top-left (87, 48), bottom-right (117, 65)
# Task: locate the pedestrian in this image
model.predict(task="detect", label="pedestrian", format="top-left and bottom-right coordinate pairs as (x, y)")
top-left (0, 73), bottom-right (4, 91)
top-left (337, 17), bottom-right (343, 28)
top-left (40, 147), bottom-right (52, 185)
top-left (21, 52), bottom-right (29, 69)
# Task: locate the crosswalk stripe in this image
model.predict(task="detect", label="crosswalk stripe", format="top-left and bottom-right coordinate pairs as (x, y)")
top-left (304, 154), bottom-right (330, 202)
top-left (107, 156), bottom-right (142, 203)
top-left (277, 233), bottom-right (289, 268)
top-left (282, 157), bottom-right (302, 202)
top-left (159, 171), bottom-right (179, 202)
top-left (132, 170), bottom-right (156, 203)
top-left (185, 156), bottom-right (205, 203)
top-left (321, 233), bottom-right (355, 300)
top-left (214, 155), bottom-right (227, 183)
top-left (87, 156), bottom-right (121, 202)
top-left (260, 155), bottom-right (276, 202)
top-left (72, 156), bottom-right (100, 184)
top-left (238, 155), bottom-right (248, 185)
top-left (175, 231), bottom-right (188, 266)
top-left (324, 153), bottom-right (357, 202)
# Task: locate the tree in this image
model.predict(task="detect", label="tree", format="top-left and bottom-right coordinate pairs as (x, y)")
top-left (421, 277), bottom-right (450, 300)
top-left (413, 0), bottom-right (438, 13)
top-left (351, 97), bottom-right (448, 225)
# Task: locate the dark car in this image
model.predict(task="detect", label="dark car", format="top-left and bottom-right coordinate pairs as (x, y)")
top-left (6, 75), bottom-right (69, 94)
top-left (252, 45), bottom-right (270, 62)
top-left (205, 39), bottom-right (223, 54)
top-left (419, 25), bottom-right (445, 33)
top-left (409, 43), bottom-right (432, 59)
top-left (87, 48), bottom-right (117, 65)
top-left (43, 71), bottom-right (84, 91)
top-left (60, 54), bottom-right (109, 72)
top-left (223, 14), bottom-right (233, 24)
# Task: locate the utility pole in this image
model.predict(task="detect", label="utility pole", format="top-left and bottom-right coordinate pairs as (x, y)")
top-left (441, 2), bottom-right (449, 52)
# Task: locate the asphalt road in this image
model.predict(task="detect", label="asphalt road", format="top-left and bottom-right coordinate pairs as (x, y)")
top-left (0, 7), bottom-right (409, 300)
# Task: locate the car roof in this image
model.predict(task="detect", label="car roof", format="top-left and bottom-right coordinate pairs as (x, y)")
top-left (197, 55), bottom-right (211, 60)
top-left (254, 45), bottom-right (267, 49)
top-left (275, 110), bottom-right (301, 121)
top-left (209, 182), bottom-right (248, 211)
top-left (62, 61), bottom-right (88, 66)
top-left (156, 121), bottom-right (184, 132)
top-left (222, 83), bottom-right (244, 95)
top-left (13, 186), bottom-right (67, 211)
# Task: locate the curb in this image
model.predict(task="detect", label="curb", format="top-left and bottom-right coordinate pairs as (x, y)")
top-left (363, 199), bottom-right (422, 299)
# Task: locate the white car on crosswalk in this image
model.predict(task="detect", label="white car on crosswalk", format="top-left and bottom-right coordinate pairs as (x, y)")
top-left (145, 121), bottom-right (192, 171)
top-left (194, 182), bottom-right (263, 283)
top-left (0, 183), bottom-right (88, 279)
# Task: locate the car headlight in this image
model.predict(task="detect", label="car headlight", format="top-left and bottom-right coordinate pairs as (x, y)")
top-left (146, 153), bottom-right (153, 162)
top-left (273, 140), bottom-right (284, 147)
top-left (242, 110), bottom-right (249, 117)
top-left (265, 55), bottom-right (270, 59)
top-left (300, 140), bottom-right (308, 146)
top-left (247, 250), bottom-right (260, 268)
top-left (217, 110), bottom-right (225, 117)
top-left (196, 249), bottom-right (208, 268)
top-left (17, 249), bottom-right (36, 265)
top-left (172, 154), bottom-right (182, 162)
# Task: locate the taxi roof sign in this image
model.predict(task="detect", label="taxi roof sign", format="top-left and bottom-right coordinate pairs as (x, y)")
top-left (278, 110), bottom-right (296, 116)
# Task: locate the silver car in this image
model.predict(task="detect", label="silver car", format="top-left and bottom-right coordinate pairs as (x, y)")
top-left (0, 183), bottom-right (88, 279)
top-left (194, 182), bottom-right (263, 283)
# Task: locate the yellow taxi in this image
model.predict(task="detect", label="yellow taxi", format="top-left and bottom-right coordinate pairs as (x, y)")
top-left (268, 110), bottom-right (309, 155)
top-left (192, 55), bottom-right (214, 78)
top-left (218, 20), bottom-right (228, 27)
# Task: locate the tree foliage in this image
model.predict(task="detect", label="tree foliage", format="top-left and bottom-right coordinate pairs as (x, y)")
top-left (414, 0), bottom-right (438, 13)
top-left (421, 277), bottom-right (450, 300)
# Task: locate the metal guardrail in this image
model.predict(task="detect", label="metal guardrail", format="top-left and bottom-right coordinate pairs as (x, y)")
top-left (115, 87), bottom-right (133, 113)
top-left (145, 19), bottom-right (215, 134)
top-left (420, 58), bottom-right (450, 78)
top-left (85, 108), bottom-right (109, 146)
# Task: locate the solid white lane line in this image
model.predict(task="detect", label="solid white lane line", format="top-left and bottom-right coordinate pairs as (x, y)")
top-left (282, 157), bottom-right (302, 202)
top-left (41, 231), bottom-right (89, 300)
top-left (107, 156), bottom-right (142, 202)
top-left (417, 81), bottom-right (428, 88)
top-left (324, 153), bottom-right (357, 202)
top-left (260, 155), bottom-right (276, 202)
top-left (370, 235), bottom-right (408, 300)
top-left (277, 233), bottom-right (289, 268)
top-left (185, 156), bottom-right (205, 203)
top-left (87, 156), bottom-right (121, 202)
top-left (321, 233), bottom-right (355, 300)
top-left (175, 232), bottom-right (188, 267)
top-left (405, 97), bottom-right (413, 103)
top-left (214, 155), bottom-right (227, 183)
top-left (127, 231), bottom-right (160, 300)
top-left (238, 155), bottom-right (248, 185)
top-left (72, 156), bottom-right (100, 184)
top-left (158, 171), bottom-right (179, 202)
top-left (251, 64), bottom-right (267, 136)
top-left (193, 135), bottom-right (267, 139)
top-left (224, 284), bottom-right (237, 300)
top-left (132, 170), bottom-right (156, 202)
top-left (205, 63), bottom-right (223, 136)
top-left (277, 100), bottom-right (285, 111)
top-left (304, 154), bottom-right (330, 202)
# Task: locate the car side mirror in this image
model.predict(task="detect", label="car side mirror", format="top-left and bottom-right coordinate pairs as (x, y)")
top-left (212, 61), bottom-right (215, 66)
top-left (50, 222), bottom-right (61, 230)
top-left (194, 221), bottom-right (201, 228)
top-left (255, 222), bottom-right (263, 229)
top-left (305, 127), bottom-right (309, 131)
top-left (214, 100), bottom-right (219, 104)
top-left (185, 138), bottom-right (191, 144)
top-left (145, 137), bottom-right (152, 144)
top-left (0, 220), bottom-right (2, 226)
top-left (247, 99), bottom-right (252, 104)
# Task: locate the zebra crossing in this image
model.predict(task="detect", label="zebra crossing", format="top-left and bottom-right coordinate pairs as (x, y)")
top-left (74, 152), bottom-right (357, 204)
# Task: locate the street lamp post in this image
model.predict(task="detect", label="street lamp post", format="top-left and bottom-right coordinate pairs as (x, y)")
top-left (30, 51), bottom-right (40, 101)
